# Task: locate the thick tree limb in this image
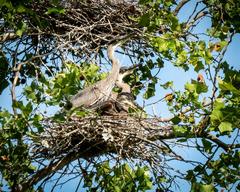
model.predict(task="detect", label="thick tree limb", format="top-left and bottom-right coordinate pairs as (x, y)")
top-left (20, 151), bottom-right (78, 192)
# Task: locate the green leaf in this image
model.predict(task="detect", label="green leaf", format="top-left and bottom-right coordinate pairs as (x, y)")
top-left (204, 50), bottom-right (213, 64)
top-left (202, 138), bottom-right (212, 153)
top-left (139, 13), bottom-right (150, 27)
top-left (210, 99), bottom-right (225, 126)
top-left (144, 83), bottom-right (155, 99)
top-left (185, 80), bottom-right (208, 94)
top-left (218, 78), bottom-right (240, 95)
top-left (186, 170), bottom-right (195, 181)
top-left (171, 116), bottom-right (181, 124)
top-left (177, 138), bottom-right (187, 142)
top-left (210, 109), bottom-right (223, 125)
top-left (24, 102), bottom-right (33, 116)
top-left (0, 79), bottom-right (9, 94)
top-left (16, 21), bottom-right (27, 37)
top-left (46, 7), bottom-right (65, 14)
top-left (13, 100), bottom-right (24, 110)
top-left (31, 114), bottom-right (43, 132)
top-left (198, 41), bottom-right (206, 51)
top-left (139, 0), bottom-right (151, 5)
top-left (194, 61), bottom-right (204, 72)
top-left (185, 82), bottom-right (197, 92)
top-left (173, 125), bottom-right (188, 135)
top-left (218, 121), bottom-right (232, 133)
top-left (28, 92), bottom-right (37, 101)
top-left (200, 184), bottom-right (215, 192)
top-left (213, 99), bottom-right (225, 109)
top-left (161, 81), bottom-right (173, 89)
top-left (176, 50), bottom-right (187, 65)
top-left (16, 5), bottom-right (26, 13)
top-left (136, 166), bottom-right (145, 178)
top-left (33, 114), bottom-right (43, 122)
top-left (191, 182), bottom-right (215, 192)
top-left (196, 82), bottom-right (208, 93)
top-left (151, 37), bottom-right (170, 52)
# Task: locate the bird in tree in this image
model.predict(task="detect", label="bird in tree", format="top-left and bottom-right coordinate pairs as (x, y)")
top-left (110, 66), bottom-right (133, 101)
top-left (96, 66), bottom-right (143, 115)
top-left (115, 67), bottom-right (142, 113)
top-left (70, 43), bottom-right (121, 109)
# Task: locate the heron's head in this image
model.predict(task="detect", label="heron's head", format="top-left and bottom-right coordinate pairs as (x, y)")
top-left (107, 42), bottom-right (121, 61)
top-left (109, 42), bottom-right (122, 54)
top-left (119, 66), bottom-right (129, 74)
top-left (119, 67), bottom-right (134, 78)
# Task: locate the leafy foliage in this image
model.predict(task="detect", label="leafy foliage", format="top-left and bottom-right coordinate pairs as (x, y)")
top-left (84, 162), bottom-right (152, 192)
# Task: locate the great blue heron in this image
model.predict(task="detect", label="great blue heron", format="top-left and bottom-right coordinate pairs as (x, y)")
top-left (70, 43), bottom-right (121, 109)
top-left (98, 66), bottom-right (142, 114)
top-left (109, 67), bottom-right (132, 101)
top-left (115, 67), bottom-right (142, 113)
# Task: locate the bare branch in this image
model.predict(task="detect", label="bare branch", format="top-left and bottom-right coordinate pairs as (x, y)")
top-left (0, 32), bottom-right (18, 43)
top-left (185, 10), bottom-right (208, 31)
top-left (11, 63), bottom-right (22, 114)
top-left (20, 152), bottom-right (79, 192)
top-left (173, 0), bottom-right (190, 16)
top-left (204, 133), bottom-right (229, 151)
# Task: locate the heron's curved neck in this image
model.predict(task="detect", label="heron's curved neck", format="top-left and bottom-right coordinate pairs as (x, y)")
top-left (116, 73), bottom-right (131, 93)
top-left (109, 59), bottom-right (120, 80)
top-left (107, 44), bottom-right (121, 81)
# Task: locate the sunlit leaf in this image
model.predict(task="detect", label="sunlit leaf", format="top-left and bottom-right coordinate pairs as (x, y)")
top-left (218, 121), bottom-right (232, 133)
top-left (46, 7), bottom-right (65, 14)
top-left (185, 82), bottom-right (196, 92)
top-left (218, 78), bottom-right (240, 95)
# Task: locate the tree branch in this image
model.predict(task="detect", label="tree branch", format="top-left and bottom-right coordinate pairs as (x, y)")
top-left (11, 63), bottom-right (23, 114)
top-left (173, 0), bottom-right (190, 16)
top-left (20, 152), bottom-right (79, 192)
top-left (185, 10), bottom-right (208, 31)
top-left (204, 133), bottom-right (229, 151)
top-left (0, 32), bottom-right (18, 42)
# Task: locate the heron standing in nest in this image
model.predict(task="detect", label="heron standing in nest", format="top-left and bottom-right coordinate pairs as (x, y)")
top-left (98, 66), bottom-right (143, 115)
top-left (70, 43), bottom-right (121, 109)
top-left (115, 67), bottom-right (142, 113)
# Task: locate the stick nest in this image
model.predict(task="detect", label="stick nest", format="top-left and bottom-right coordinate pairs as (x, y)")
top-left (29, 0), bottom-right (173, 163)
top-left (33, 114), bottom-right (174, 163)
top-left (31, 0), bottom-right (144, 56)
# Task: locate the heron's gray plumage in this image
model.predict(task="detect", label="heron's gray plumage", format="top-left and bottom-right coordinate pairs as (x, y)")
top-left (114, 67), bottom-right (142, 112)
top-left (70, 44), bottom-right (121, 108)
top-left (116, 67), bottom-right (134, 93)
